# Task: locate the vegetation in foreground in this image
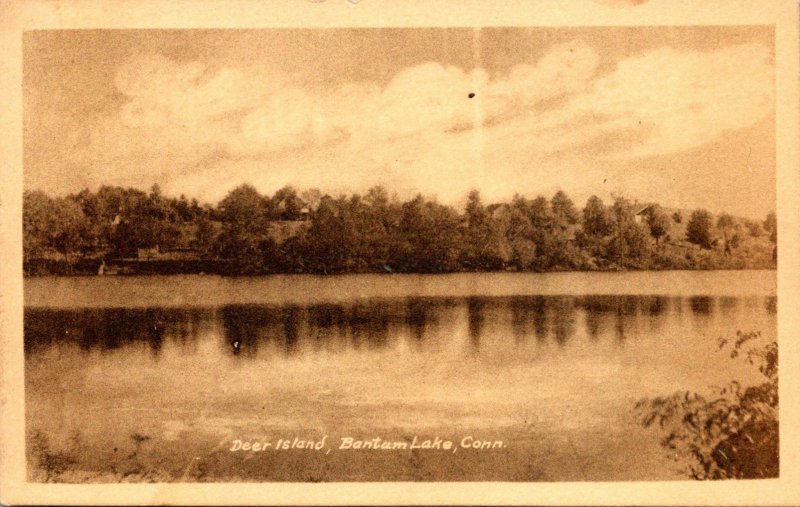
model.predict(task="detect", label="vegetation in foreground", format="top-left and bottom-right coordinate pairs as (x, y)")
top-left (636, 331), bottom-right (778, 479)
top-left (24, 184), bottom-right (777, 275)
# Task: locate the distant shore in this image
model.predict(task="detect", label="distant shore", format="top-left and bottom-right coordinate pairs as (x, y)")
top-left (24, 185), bottom-right (778, 277)
top-left (21, 257), bottom-right (778, 278)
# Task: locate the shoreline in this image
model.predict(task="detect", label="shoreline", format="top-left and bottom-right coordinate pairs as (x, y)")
top-left (22, 270), bottom-right (778, 309)
top-left (22, 265), bottom-right (778, 279)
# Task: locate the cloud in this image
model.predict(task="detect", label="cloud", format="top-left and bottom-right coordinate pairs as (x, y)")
top-left (524, 42), bottom-right (774, 159)
top-left (76, 39), bottom-right (773, 208)
top-left (84, 41), bottom-right (600, 166)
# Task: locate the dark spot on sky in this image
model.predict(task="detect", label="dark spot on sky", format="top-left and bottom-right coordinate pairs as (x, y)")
top-left (468, 92), bottom-right (475, 99)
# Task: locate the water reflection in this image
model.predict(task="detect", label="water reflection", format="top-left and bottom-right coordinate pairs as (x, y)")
top-left (24, 295), bottom-right (776, 361)
top-left (466, 297), bottom-right (485, 352)
top-left (765, 296), bottom-right (777, 314)
top-left (690, 296), bottom-right (714, 315)
top-left (24, 307), bottom-right (213, 357)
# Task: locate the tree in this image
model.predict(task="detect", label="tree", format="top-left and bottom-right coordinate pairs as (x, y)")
top-left (49, 198), bottom-right (90, 263)
top-left (551, 190), bottom-right (579, 226)
top-left (583, 195), bottom-right (613, 237)
top-left (364, 186), bottom-right (390, 209)
top-left (525, 196), bottom-right (558, 268)
top-left (636, 332), bottom-right (777, 479)
top-left (763, 212), bottom-right (777, 244)
top-left (22, 191), bottom-right (89, 265)
top-left (215, 184), bottom-right (271, 273)
top-left (506, 195), bottom-right (536, 270)
top-left (391, 195), bottom-right (462, 273)
top-left (110, 188), bottom-right (180, 255)
top-left (716, 213), bottom-right (738, 256)
top-left (360, 186), bottom-right (398, 271)
top-left (270, 186), bottom-right (304, 220)
top-left (672, 211), bottom-right (683, 224)
top-left (464, 190), bottom-right (487, 229)
top-left (643, 204), bottom-right (670, 245)
top-left (763, 211), bottom-right (777, 263)
top-left (607, 197), bottom-right (651, 267)
top-left (193, 215), bottom-right (218, 257)
top-left (23, 190), bottom-right (53, 260)
top-left (77, 185), bottom-right (143, 254)
top-left (218, 184), bottom-right (267, 225)
top-left (461, 190), bottom-right (509, 270)
top-left (686, 209), bottom-right (714, 249)
top-left (745, 219), bottom-right (763, 238)
top-left (300, 195), bottom-right (356, 273)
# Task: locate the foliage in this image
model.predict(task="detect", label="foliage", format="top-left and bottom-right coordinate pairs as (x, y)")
top-left (643, 204), bottom-right (670, 244)
top-left (23, 184), bottom-right (777, 275)
top-left (214, 184), bottom-right (273, 273)
top-left (550, 190), bottom-right (579, 225)
top-left (745, 219), bottom-right (763, 238)
top-left (23, 191), bottom-right (90, 262)
top-left (583, 195), bottom-right (613, 237)
top-left (461, 190), bottom-right (511, 270)
top-left (28, 430), bottom-right (80, 482)
top-left (635, 331), bottom-right (778, 479)
top-left (716, 213), bottom-right (740, 256)
top-left (763, 212), bottom-right (777, 243)
top-left (686, 209), bottom-right (715, 249)
top-left (606, 197), bottom-right (652, 267)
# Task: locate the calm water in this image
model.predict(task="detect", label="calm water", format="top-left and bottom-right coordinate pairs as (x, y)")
top-left (24, 271), bottom-right (777, 481)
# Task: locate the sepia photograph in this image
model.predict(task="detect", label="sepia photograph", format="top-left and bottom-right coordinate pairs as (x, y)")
top-left (2, 0), bottom-right (799, 505)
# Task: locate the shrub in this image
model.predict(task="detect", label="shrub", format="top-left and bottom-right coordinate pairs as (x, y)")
top-left (635, 331), bottom-right (778, 479)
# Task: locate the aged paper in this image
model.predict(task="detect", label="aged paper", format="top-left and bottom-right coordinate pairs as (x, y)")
top-left (1, 0), bottom-right (799, 504)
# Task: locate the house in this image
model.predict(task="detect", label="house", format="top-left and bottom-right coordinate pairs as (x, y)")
top-left (487, 203), bottom-right (511, 221)
top-left (634, 205), bottom-right (653, 225)
top-left (137, 246), bottom-right (161, 260)
top-left (136, 245), bottom-right (201, 261)
top-left (265, 220), bottom-right (311, 245)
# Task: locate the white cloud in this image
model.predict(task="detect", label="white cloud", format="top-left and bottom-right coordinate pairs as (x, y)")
top-left (77, 39), bottom-right (773, 207)
top-left (86, 40), bottom-right (601, 165)
top-left (531, 42), bottom-right (775, 158)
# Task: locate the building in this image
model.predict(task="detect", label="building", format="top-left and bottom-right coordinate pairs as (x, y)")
top-left (136, 246), bottom-right (201, 261)
top-left (634, 205), bottom-right (653, 225)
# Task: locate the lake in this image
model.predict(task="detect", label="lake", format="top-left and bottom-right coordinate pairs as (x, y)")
top-left (24, 271), bottom-right (777, 482)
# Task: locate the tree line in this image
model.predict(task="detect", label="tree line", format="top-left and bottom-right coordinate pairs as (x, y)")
top-left (23, 184), bottom-right (778, 275)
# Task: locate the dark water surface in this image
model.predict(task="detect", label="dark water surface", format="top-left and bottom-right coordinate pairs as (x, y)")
top-left (24, 271), bottom-right (777, 481)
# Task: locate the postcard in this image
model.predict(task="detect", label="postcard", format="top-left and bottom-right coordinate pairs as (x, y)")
top-left (1, 0), bottom-right (798, 505)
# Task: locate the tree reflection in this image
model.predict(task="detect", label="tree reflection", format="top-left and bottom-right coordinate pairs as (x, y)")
top-left (406, 298), bottom-right (430, 344)
top-left (349, 302), bottom-right (392, 350)
top-left (219, 302), bottom-right (401, 356)
top-left (690, 296), bottom-right (714, 315)
top-left (281, 306), bottom-right (301, 353)
top-left (220, 305), bottom-right (283, 357)
top-left (765, 296), bottom-right (777, 315)
top-left (466, 297), bottom-right (485, 352)
top-left (551, 297), bottom-right (575, 346)
top-left (581, 296), bottom-right (618, 341)
top-left (23, 307), bottom-right (211, 357)
top-left (25, 294), bottom-right (774, 363)
top-left (615, 296), bottom-right (640, 343)
top-left (718, 297), bottom-right (739, 317)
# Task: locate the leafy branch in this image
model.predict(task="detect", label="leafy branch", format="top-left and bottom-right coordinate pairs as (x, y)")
top-left (635, 331), bottom-right (778, 479)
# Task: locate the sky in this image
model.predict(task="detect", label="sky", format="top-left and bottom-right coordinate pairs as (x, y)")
top-left (23, 27), bottom-right (775, 217)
